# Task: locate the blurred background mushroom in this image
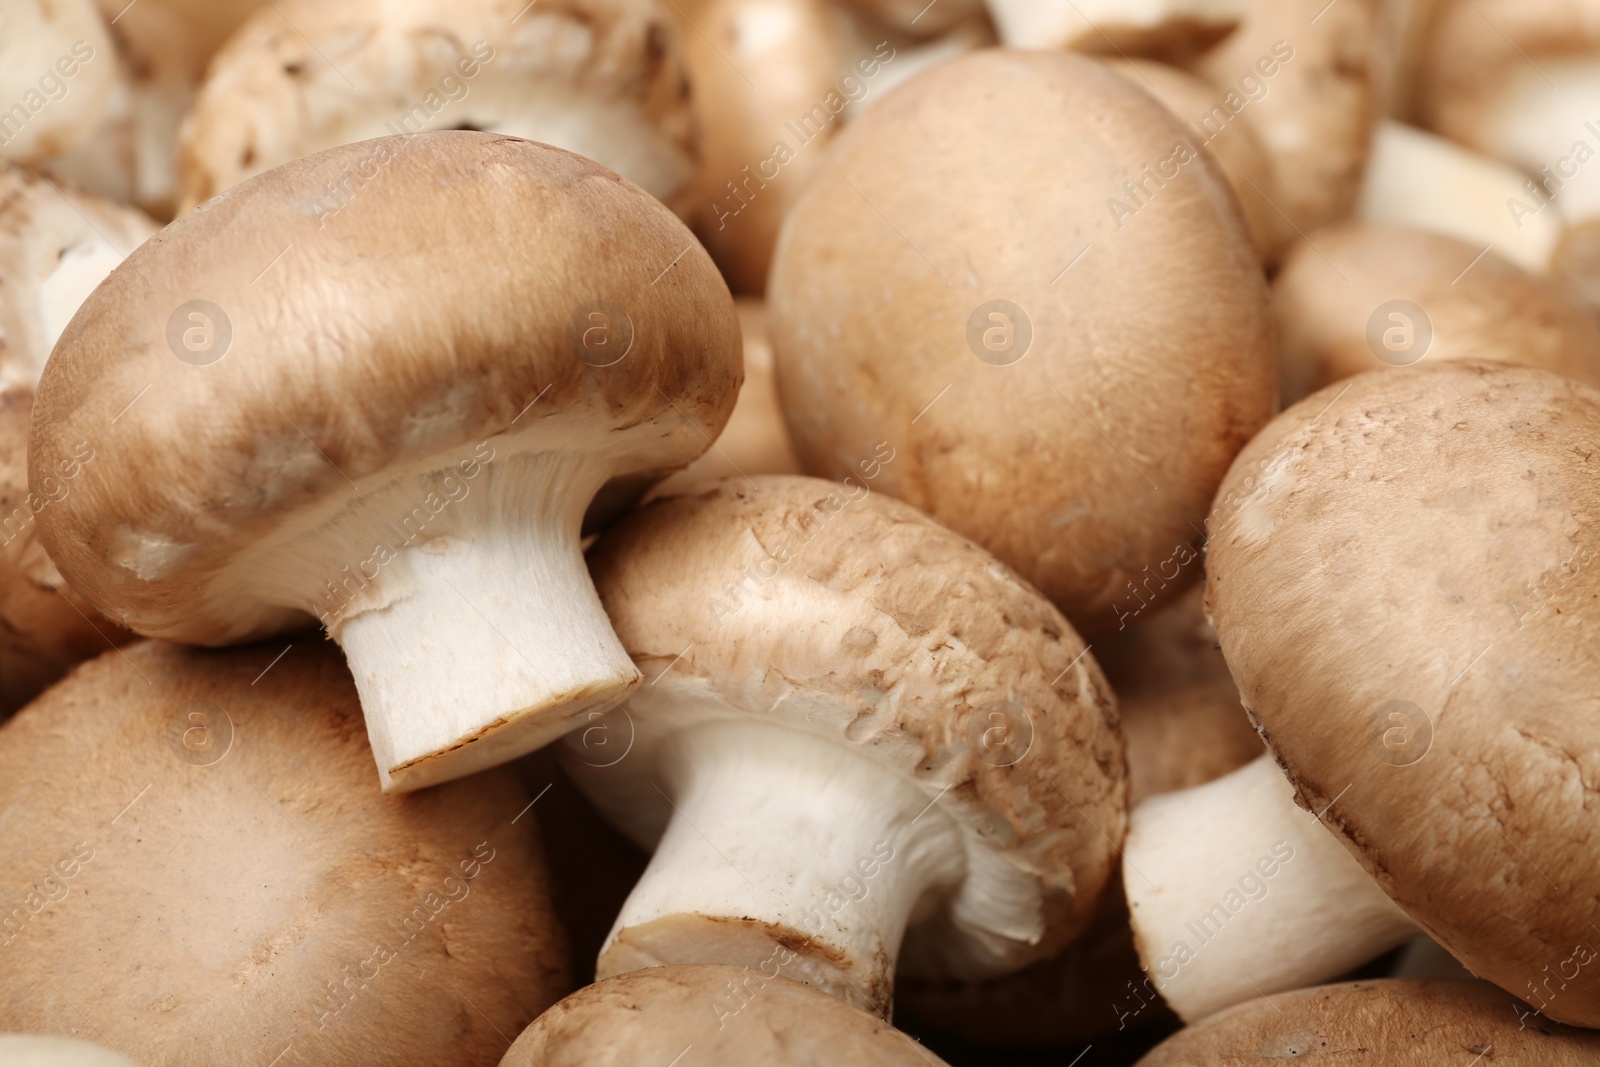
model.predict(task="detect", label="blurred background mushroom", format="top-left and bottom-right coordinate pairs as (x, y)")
top-left (0, 640), bottom-right (571, 1064)
top-left (0, 1035), bottom-right (141, 1067)
top-left (0, 166), bottom-right (154, 715)
top-left (177, 0), bottom-right (700, 214)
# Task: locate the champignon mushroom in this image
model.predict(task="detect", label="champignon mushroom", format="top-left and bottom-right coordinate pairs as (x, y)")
top-left (1358, 120), bottom-right (1564, 275)
top-left (562, 475), bottom-right (1126, 1016)
top-left (677, 0), bottom-right (866, 292)
top-left (648, 301), bottom-right (801, 497)
top-left (1183, 0), bottom-right (1381, 237)
top-left (1273, 221), bottom-right (1600, 403)
top-left (0, 639), bottom-right (571, 1064)
top-left (177, 0), bottom-right (698, 214)
top-left (986, 0), bottom-right (1243, 61)
top-left (1414, 0), bottom-right (1600, 308)
top-left (1196, 360), bottom-right (1600, 1026)
top-left (0, 1036), bottom-right (136, 1067)
top-left (30, 132), bottom-right (742, 792)
top-left (768, 49), bottom-right (1275, 634)
top-left (1136, 980), bottom-right (1600, 1065)
top-left (894, 584), bottom-right (1261, 1044)
top-left (0, 0), bottom-right (118, 167)
top-left (1107, 57), bottom-right (1292, 263)
top-left (0, 167), bottom-right (155, 713)
top-left (500, 964), bottom-right (952, 1065)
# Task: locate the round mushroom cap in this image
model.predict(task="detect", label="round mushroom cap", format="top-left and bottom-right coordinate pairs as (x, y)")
top-left (1273, 222), bottom-right (1600, 403)
top-left (0, 389), bottom-right (129, 715)
top-left (649, 300), bottom-right (801, 497)
top-left (1107, 58), bottom-right (1291, 265)
top-left (768, 49), bottom-right (1275, 634)
top-left (178, 0), bottom-right (699, 214)
top-left (502, 964), bottom-right (951, 1065)
top-left (680, 0), bottom-right (865, 292)
top-left (580, 475), bottom-right (1126, 981)
top-left (1184, 0), bottom-right (1381, 235)
top-left (31, 131), bottom-right (739, 646)
top-left (0, 0), bottom-right (119, 164)
top-left (0, 639), bottom-right (571, 1064)
top-left (1207, 361), bottom-right (1600, 1028)
top-left (0, 1035), bottom-right (139, 1067)
top-left (1136, 980), bottom-right (1600, 1065)
top-left (0, 166), bottom-right (159, 392)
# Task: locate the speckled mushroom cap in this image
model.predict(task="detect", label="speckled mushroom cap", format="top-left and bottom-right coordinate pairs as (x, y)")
top-left (0, 1035), bottom-right (139, 1066)
top-left (1207, 361), bottom-right (1600, 1028)
top-left (500, 965), bottom-right (952, 1066)
top-left (1136, 980), bottom-right (1600, 1065)
top-left (0, 640), bottom-right (571, 1066)
top-left (178, 0), bottom-right (698, 214)
top-left (768, 49), bottom-right (1275, 635)
top-left (1273, 222), bottom-right (1600, 403)
top-left (0, 166), bottom-right (159, 391)
top-left (1185, 0), bottom-right (1381, 236)
top-left (565, 475), bottom-right (1125, 1014)
top-left (1107, 58), bottom-right (1291, 264)
top-left (894, 584), bottom-right (1259, 1046)
top-left (0, 0), bottom-right (118, 166)
top-left (679, 0), bottom-right (865, 293)
top-left (31, 132), bottom-right (741, 792)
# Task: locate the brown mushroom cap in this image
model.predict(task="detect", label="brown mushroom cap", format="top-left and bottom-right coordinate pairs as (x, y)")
top-left (0, 639), bottom-right (571, 1064)
top-left (894, 584), bottom-right (1259, 1045)
top-left (31, 132), bottom-right (741, 791)
top-left (568, 475), bottom-right (1125, 1013)
top-left (1185, 0), bottom-right (1381, 236)
top-left (1274, 222), bottom-right (1600, 403)
top-left (1207, 361), bottom-right (1600, 1028)
top-left (178, 0), bottom-right (698, 214)
top-left (835, 0), bottom-right (984, 38)
top-left (1137, 980), bottom-right (1600, 1064)
top-left (679, 0), bottom-right (867, 293)
top-left (500, 964), bottom-right (951, 1065)
top-left (768, 49), bottom-right (1275, 634)
top-left (648, 300), bottom-right (801, 497)
top-left (1107, 57), bottom-right (1292, 263)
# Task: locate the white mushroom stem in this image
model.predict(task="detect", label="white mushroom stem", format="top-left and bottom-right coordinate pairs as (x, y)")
top-left (596, 718), bottom-right (969, 1015)
top-left (1124, 754), bottom-right (1417, 1022)
top-left (985, 0), bottom-right (1243, 53)
top-left (305, 445), bottom-right (642, 793)
top-left (1358, 120), bottom-right (1562, 275)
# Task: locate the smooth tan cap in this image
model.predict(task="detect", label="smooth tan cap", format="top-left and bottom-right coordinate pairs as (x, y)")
top-left (500, 964), bottom-right (953, 1066)
top-left (0, 639), bottom-right (571, 1065)
top-left (1208, 361), bottom-right (1600, 1027)
top-left (768, 48), bottom-right (1275, 635)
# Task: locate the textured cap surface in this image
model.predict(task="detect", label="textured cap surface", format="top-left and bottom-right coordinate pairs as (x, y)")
top-left (0, 639), bottom-right (571, 1065)
top-left (499, 964), bottom-right (951, 1066)
top-left (1207, 361), bottom-right (1600, 1027)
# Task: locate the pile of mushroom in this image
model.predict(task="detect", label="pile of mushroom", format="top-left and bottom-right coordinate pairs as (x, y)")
top-left (3, 2), bottom-right (1599, 1065)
